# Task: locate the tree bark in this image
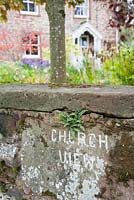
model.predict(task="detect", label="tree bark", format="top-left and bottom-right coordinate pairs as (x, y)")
top-left (46, 0), bottom-right (66, 85)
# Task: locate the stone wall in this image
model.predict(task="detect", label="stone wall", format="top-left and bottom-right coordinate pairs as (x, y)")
top-left (0, 84), bottom-right (134, 200)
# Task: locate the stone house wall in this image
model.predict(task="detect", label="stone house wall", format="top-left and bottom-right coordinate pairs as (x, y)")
top-left (0, 0), bottom-right (116, 62)
top-left (66, 1), bottom-right (116, 42)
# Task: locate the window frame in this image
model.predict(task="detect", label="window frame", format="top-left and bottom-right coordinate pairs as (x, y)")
top-left (80, 35), bottom-right (89, 49)
top-left (22, 33), bottom-right (41, 59)
top-left (74, 0), bottom-right (89, 18)
top-left (20, 0), bottom-right (39, 15)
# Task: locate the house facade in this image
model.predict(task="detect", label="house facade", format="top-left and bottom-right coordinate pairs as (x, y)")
top-left (0, 0), bottom-right (117, 64)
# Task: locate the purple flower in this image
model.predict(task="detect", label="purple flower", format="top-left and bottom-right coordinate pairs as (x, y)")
top-left (22, 59), bottom-right (50, 68)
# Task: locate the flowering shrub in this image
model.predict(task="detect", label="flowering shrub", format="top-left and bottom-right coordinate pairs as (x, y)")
top-left (0, 62), bottom-right (50, 84)
top-left (22, 58), bottom-right (50, 68)
top-left (102, 46), bottom-right (134, 85)
top-left (66, 64), bottom-right (103, 85)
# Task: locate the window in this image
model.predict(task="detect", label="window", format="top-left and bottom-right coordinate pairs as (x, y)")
top-left (75, 38), bottom-right (78, 45)
top-left (20, 0), bottom-right (38, 15)
top-left (74, 33), bottom-right (94, 52)
top-left (22, 33), bottom-right (40, 58)
top-left (80, 35), bottom-right (89, 48)
top-left (74, 36), bottom-right (89, 48)
top-left (74, 0), bottom-right (88, 18)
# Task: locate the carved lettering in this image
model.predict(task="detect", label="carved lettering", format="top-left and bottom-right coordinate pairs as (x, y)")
top-left (99, 135), bottom-right (108, 150)
top-left (89, 133), bottom-right (96, 148)
top-left (51, 129), bottom-right (57, 142)
top-left (78, 132), bottom-right (86, 146)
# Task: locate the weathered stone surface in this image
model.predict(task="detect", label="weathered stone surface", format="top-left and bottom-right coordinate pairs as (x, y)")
top-left (0, 193), bottom-right (16, 200)
top-left (15, 110), bottom-right (133, 200)
top-left (0, 112), bottom-right (19, 137)
top-left (0, 86), bottom-right (134, 200)
top-left (19, 115), bottom-right (110, 199)
top-left (7, 187), bottom-right (23, 199)
top-left (0, 84), bottom-right (134, 118)
top-left (0, 143), bottom-right (18, 163)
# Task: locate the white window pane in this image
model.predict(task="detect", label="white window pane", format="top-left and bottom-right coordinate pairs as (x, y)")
top-left (74, 7), bottom-right (81, 15)
top-left (31, 46), bottom-right (38, 55)
top-left (31, 36), bottom-right (38, 44)
top-left (82, 38), bottom-right (87, 46)
top-left (29, 3), bottom-right (35, 12)
top-left (74, 0), bottom-right (88, 17)
top-left (83, 6), bottom-right (87, 15)
top-left (23, 33), bottom-right (40, 58)
top-left (26, 48), bottom-right (30, 55)
top-left (21, 0), bottom-right (38, 14)
top-left (22, 3), bottom-right (28, 11)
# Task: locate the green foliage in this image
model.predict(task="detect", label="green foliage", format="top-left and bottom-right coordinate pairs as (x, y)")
top-left (120, 27), bottom-right (134, 48)
top-left (0, 0), bottom-right (24, 21)
top-left (102, 46), bottom-right (134, 85)
top-left (66, 65), bottom-right (84, 84)
top-left (67, 44), bottom-right (134, 86)
top-left (60, 109), bottom-right (87, 137)
top-left (66, 36), bottom-right (80, 65)
top-left (41, 41), bottom-right (104, 85)
top-left (2, 46), bottom-right (134, 86)
top-left (0, 62), bottom-right (49, 84)
top-left (67, 54), bottom-right (103, 85)
top-left (43, 47), bottom-right (50, 62)
top-left (21, 199), bottom-right (28, 200)
top-left (43, 36), bottom-right (79, 66)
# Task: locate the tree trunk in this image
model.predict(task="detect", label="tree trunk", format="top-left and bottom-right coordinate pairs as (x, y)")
top-left (46, 0), bottom-right (66, 85)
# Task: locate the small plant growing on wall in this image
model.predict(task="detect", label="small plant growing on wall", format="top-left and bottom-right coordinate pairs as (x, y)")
top-left (60, 109), bottom-right (88, 138)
